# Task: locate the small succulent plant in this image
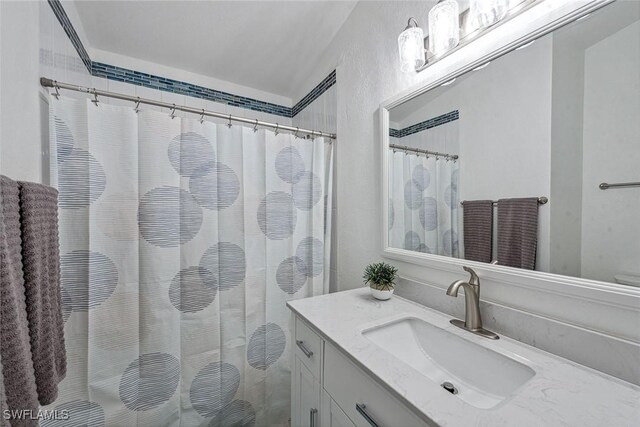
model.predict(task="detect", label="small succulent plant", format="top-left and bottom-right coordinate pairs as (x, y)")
top-left (363, 262), bottom-right (398, 291)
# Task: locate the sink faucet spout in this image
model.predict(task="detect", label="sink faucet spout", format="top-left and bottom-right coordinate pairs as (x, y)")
top-left (446, 267), bottom-right (499, 340)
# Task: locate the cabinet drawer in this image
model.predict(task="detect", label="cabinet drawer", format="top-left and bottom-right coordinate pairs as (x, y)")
top-left (324, 343), bottom-right (430, 427)
top-left (295, 317), bottom-right (323, 378)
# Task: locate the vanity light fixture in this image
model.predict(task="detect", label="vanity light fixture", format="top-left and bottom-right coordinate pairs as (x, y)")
top-left (428, 0), bottom-right (461, 57)
top-left (398, 0), bottom-right (543, 73)
top-left (398, 18), bottom-right (426, 73)
top-left (469, 0), bottom-right (509, 29)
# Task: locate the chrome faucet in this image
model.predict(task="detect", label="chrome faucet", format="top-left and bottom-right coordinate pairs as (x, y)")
top-left (446, 266), bottom-right (499, 340)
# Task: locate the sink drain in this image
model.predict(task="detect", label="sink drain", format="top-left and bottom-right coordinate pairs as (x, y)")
top-left (441, 381), bottom-right (458, 395)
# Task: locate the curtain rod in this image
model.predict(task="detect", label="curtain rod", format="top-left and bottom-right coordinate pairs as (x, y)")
top-left (389, 143), bottom-right (458, 160)
top-left (40, 77), bottom-right (337, 140)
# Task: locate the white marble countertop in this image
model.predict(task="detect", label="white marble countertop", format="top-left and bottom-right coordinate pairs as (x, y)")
top-left (287, 288), bottom-right (640, 427)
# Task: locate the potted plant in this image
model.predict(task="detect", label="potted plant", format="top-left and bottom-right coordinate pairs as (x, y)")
top-left (363, 262), bottom-right (398, 300)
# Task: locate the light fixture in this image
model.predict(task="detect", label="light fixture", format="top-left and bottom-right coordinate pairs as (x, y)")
top-left (428, 0), bottom-right (460, 57)
top-left (397, 18), bottom-right (426, 73)
top-left (469, 0), bottom-right (509, 29)
top-left (441, 78), bottom-right (456, 86)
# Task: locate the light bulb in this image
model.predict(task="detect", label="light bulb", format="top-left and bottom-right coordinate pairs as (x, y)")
top-left (428, 0), bottom-right (460, 57)
top-left (398, 19), bottom-right (425, 72)
top-left (470, 0), bottom-right (509, 29)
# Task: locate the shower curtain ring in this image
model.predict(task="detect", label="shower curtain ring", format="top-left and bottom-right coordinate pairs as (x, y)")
top-left (274, 123), bottom-right (279, 135)
top-left (53, 82), bottom-right (60, 99)
top-left (91, 91), bottom-right (99, 106)
top-left (199, 109), bottom-right (205, 124)
top-left (227, 114), bottom-right (233, 128)
top-left (253, 119), bottom-right (259, 132)
top-left (170, 104), bottom-right (176, 119)
top-left (294, 127), bottom-right (300, 139)
top-left (310, 130), bottom-right (315, 141)
top-left (134, 98), bottom-right (141, 113)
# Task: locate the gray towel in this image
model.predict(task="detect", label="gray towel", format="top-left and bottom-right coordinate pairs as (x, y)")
top-left (463, 200), bottom-right (493, 263)
top-left (0, 176), bottom-right (39, 426)
top-left (0, 352), bottom-right (11, 427)
top-left (17, 181), bottom-right (66, 405)
top-left (497, 198), bottom-right (539, 270)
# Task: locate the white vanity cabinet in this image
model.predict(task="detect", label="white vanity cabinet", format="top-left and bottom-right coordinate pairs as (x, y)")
top-left (291, 315), bottom-right (430, 427)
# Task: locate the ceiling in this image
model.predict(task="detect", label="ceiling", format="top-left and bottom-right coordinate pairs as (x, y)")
top-left (74, 1), bottom-right (358, 100)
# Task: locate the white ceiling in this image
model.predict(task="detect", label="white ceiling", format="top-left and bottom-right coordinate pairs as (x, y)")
top-left (74, 1), bottom-right (358, 100)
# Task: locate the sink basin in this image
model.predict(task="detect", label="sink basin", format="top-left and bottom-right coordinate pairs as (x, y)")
top-left (362, 317), bottom-right (535, 409)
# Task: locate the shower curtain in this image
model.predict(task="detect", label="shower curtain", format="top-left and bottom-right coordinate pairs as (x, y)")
top-left (389, 150), bottom-right (459, 257)
top-left (44, 97), bottom-right (333, 427)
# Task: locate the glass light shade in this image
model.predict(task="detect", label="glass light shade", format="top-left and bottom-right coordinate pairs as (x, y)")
top-left (428, 0), bottom-right (460, 57)
top-left (398, 25), bottom-right (425, 73)
top-left (470, 0), bottom-right (509, 29)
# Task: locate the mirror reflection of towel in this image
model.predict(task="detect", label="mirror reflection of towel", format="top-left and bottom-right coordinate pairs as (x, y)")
top-left (463, 200), bottom-right (493, 263)
top-left (497, 198), bottom-right (539, 270)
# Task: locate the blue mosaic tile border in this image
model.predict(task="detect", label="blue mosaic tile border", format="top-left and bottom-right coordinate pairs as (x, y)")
top-left (292, 70), bottom-right (336, 117)
top-left (47, 0), bottom-right (335, 118)
top-left (48, 0), bottom-right (92, 73)
top-left (92, 62), bottom-right (293, 117)
top-left (389, 110), bottom-right (459, 138)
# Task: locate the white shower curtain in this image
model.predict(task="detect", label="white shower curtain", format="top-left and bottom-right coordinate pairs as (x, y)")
top-left (389, 150), bottom-right (459, 257)
top-left (44, 97), bottom-right (333, 427)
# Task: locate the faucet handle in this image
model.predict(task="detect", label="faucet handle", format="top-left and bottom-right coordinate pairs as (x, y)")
top-left (462, 266), bottom-right (479, 286)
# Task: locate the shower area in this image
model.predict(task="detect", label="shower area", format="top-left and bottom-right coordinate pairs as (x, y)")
top-left (43, 87), bottom-right (334, 426)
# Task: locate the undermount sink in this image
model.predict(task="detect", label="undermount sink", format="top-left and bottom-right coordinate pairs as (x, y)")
top-left (362, 317), bottom-right (536, 409)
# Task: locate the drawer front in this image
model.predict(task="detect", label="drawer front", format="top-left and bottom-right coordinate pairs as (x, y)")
top-left (324, 343), bottom-right (430, 427)
top-left (295, 317), bottom-right (323, 378)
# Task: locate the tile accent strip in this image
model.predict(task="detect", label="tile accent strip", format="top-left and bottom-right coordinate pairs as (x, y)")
top-left (390, 110), bottom-right (459, 138)
top-left (92, 62), bottom-right (293, 117)
top-left (47, 0), bottom-right (334, 118)
top-left (48, 0), bottom-right (92, 72)
top-left (291, 70), bottom-right (337, 117)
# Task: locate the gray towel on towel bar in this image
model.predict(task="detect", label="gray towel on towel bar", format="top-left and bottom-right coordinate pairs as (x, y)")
top-left (462, 200), bottom-right (494, 263)
top-left (17, 181), bottom-right (67, 405)
top-left (497, 198), bottom-right (539, 270)
top-left (0, 176), bottom-right (39, 426)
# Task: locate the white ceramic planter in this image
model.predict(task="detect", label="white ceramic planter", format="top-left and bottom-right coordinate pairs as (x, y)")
top-left (370, 286), bottom-right (394, 301)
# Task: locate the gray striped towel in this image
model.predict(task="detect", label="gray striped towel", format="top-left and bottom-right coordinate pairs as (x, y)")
top-left (18, 181), bottom-right (67, 405)
top-left (0, 176), bottom-right (39, 426)
top-left (497, 198), bottom-right (539, 270)
top-left (463, 200), bottom-right (493, 263)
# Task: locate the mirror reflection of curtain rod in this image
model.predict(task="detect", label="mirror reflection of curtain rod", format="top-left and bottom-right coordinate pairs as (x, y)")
top-left (39, 77), bottom-right (337, 140)
top-left (460, 197), bottom-right (548, 206)
top-left (599, 182), bottom-right (640, 190)
top-left (389, 143), bottom-right (458, 160)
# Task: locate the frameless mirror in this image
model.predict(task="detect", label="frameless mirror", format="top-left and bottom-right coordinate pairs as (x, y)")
top-left (385, 0), bottom-right (640, 286)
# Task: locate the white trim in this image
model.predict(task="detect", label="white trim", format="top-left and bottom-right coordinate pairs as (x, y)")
top-left (379, 0), bottom-right (640, 342)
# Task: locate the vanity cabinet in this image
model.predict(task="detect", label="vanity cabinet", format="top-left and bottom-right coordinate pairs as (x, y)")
top-left (291, 315), bottom-right (429, 427)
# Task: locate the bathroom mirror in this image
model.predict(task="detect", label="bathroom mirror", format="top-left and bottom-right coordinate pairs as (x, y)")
top-left (383, 0), bottom-right (639, 286)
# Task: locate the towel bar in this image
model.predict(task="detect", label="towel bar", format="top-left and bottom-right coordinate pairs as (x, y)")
top-left (599, 182), bottom-right (640, 190)
top-left (460, 197), bottom-right (548, 206)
